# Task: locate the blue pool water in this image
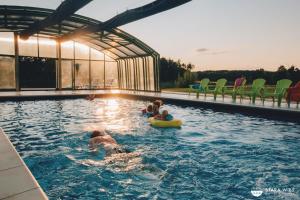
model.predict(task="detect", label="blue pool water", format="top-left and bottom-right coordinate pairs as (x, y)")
top-left (0, 98), bottom-right (299, 200)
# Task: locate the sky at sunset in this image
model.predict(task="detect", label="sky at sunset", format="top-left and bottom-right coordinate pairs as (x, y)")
top-left (1, 0), bottom-right (299, 71)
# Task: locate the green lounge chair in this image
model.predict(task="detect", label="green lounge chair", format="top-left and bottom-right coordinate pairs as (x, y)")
top-left (262, 79), bottom-right (292, 107)
top-left (189, 78), bottom-right (210, 97)
top-left (224, 78), bottom-right (247, 102)
top-left (242, 78), bottom-right (266, 104)
top-left (207, 78), bottom-right (227, 100)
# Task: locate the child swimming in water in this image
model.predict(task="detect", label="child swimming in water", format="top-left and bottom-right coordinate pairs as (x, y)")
top-left (154, 110), bottom-right (173, 121)
top-left (153, 100), bottom-right (163, 108)
top-left (89, 130), bottom-right (129, 156)
top-left (153, 104), bottom-right (160, 116)
top-left (142, 104), bottom-right (154, 117)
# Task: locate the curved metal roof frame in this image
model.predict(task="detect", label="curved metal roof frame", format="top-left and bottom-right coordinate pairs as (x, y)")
top-left (0, 5), bottom-right (159, 60)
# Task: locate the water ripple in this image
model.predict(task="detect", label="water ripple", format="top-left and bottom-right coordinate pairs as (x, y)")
top-left (0, 98), bottom-right (299, 200)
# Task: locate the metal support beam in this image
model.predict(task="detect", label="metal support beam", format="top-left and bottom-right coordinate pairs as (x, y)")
top-left (88, 47), bottom-right (92, 89)
top-left (56, 40), bottom-right (62, 90)
top-left (19, 0), bottom-right (93, 39)
top-left (59, 0), bottom-right (192, 41)
top-left (156, 54), bottom-right (161, 91)
top-left (104, 54), bottom-right (106, 89)
top-left (14, 32), bottom-right (20, 91)
top-left (72, 42), bottom-right (75, 90)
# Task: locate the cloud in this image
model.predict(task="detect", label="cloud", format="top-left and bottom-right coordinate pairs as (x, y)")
top-left (196, 48), bottom-right (229, 55)
top-left (196, 48), bottom-right (209, 52)
top-left (210, 50), bottom-right (228, 55)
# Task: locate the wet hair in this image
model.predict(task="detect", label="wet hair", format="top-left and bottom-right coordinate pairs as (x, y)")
top-left (147, 104), bottom-right (153, 112)
top-left (153, 104), bottom-right (159, 115)
top-left (162, 110), bottom-right (168, 116)
top-left (153, 100), bottom-right (163, 108)
top-left (90, 130), bottom-right (106, 138)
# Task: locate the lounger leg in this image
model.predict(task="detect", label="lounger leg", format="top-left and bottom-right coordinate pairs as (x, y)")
top-left (277, 96), bottom-right (282, 107)
top-left (196, 91), bottom-right (199, 98)
top-left (252, 95), bottom-right (256, 104)
top-left (232, 93), bottom-right (236, 103)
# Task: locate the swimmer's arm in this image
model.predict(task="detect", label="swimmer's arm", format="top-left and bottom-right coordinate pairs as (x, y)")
top-left (89, 139), bottom-right (97, 150)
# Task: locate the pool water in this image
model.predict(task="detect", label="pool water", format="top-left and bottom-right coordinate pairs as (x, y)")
top-left (0, 98), bottom-right (299, 200)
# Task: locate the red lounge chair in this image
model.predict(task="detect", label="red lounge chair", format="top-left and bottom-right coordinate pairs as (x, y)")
top-left (286, 81), bottom-right (300, 108)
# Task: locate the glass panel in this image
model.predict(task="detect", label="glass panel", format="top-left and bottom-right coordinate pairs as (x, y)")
top-left (118, 60), bottom-right (123, 89)
top-left (39, 37), bottom-right (56, 58)
top-left (138, 58), bottom-right (144, 91)
top-left (0, 32), bottom-right (14, 55)
top-left (91, 48), bottom-right (104, 60)
top-left (105, 61), bottom-right (118, 88)
top-left (108, 48), bottom-right (127, 58)
top-left (129, 59), bottom-right (135, 90)
top-left (75, 60), bottom-right (89, 89)
top-left (120, 60), bottom-right (127, 89)
top-left (61, 60), bottom-right (72, 89)
top-left (61, 41), bottom-right (74, 59)
top-left (118, 46), bottom-right (136, 56)
top-left (148, 57), bottom-right (155, 91)
top-left (75, 42), bottom-right (89, 59)
top-left (91, 61), bottom-right (104, 89)
top-left (19, 36), bottom-right (38, 57)
top-left (102, 51), bottom-right (117, 60)
top-left (127, 44), bottom-right (146, 55)
top-left (0, 56), bottom-right (15, 89)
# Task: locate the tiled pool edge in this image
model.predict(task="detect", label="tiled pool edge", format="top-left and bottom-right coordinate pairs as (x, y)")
top-left (0, 128), bottom-right (48, 200)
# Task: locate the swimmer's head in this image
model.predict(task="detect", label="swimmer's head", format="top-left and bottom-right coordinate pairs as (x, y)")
top-left (147, 104), bottom-right (153, 112)
top-left (162, 110), bottom-right (168, 117)
top-left (153, 100), bottom-right (163, 108)
top-left (90, 130), bottom-right (106, 138)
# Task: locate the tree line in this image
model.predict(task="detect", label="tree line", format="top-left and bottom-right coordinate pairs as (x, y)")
top-left (160, 57), bottom-right (300, 88)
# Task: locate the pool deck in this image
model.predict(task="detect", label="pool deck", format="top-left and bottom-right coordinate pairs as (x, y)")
top-left (0, 90), bottom-right (299, 121)
top-left (0, 128), bottom-right (48, 200)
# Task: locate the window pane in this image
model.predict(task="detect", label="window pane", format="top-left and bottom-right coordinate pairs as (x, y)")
top-left (129, 59), bottom-right (135, 90)
top-left (119, 60), bottom-right (126, 89)
top-left (0, 32), bottom-right (14, 55)
top-left (91, 48), bottom-right (104, 60)
top-left (75, 42), bottom-right (89, 60)
top-left (148, 57), bottom-right (155, 91)
top-left (0, 56), bottom-right (15, 89)
top-left (19, 36), bottom-right (38, 57)
top-left (39, 37), bottom-right (56, 58)
top-left (61, 41), bottom-right (74, 59)
top-left (138, 58), bottom-right (144, 90)
top-left (61, 60), bottom-right (72, 89)
top-left (75, 60), bottom-right (89, 89)
top-left (105, 61), bottom-right (118, 88)
top-left (91, 61), bottom-right (104, 89)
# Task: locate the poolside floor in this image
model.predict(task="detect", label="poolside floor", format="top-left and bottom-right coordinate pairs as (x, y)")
top-left (0, 128), bottom-right (48, 200)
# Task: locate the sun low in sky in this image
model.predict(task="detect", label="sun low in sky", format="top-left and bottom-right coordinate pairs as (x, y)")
top-left (1, 0), bottom-right (299, 71)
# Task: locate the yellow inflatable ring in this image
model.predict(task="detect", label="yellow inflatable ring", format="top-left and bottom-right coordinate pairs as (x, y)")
top-left (148, 117), bottom-right (182, 128)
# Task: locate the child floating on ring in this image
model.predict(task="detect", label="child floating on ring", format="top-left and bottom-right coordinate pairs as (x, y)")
top-left (154, 110), bottom-right (174, 121)
top-left (142, 100), bottom-right (163, 117)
